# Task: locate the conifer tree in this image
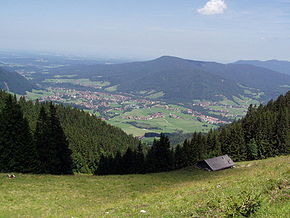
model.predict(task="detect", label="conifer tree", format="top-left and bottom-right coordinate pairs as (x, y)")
top-left (122, 147), bottom-right (135, 174)
top-left (174, 144), bottom-right (185, 168)
top-left (228, 123), bottom-right (247, 161)
top-left (182, 138), bottom-right (194, 166)
top-left (155, 133), bottom-right (172, 172)
top-left (0, 95), bottom-right (38, 173)
top-left (112, 151), bottom-right (122, 174)
top-left (212, 131), bottom-right (222, 157)
top-left (47, 103), bottom-right (73, 174)
top-left (145, 139), bottom-right (158, 173)
top-left (135, 142), bottom-right (145, 173)
top-left (247, 138), bottom-right (258, 160)
top-left (275, 108), bottom-right (290, 154)
top-left (34, 106), bottom-right (50, 173)
top-left (95, 154), bottom-right (108, 175)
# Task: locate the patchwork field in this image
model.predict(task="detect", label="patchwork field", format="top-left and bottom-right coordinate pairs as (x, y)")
top-left (107, 106), bottom-right (215, 136)
top-left (0, 156), bottom-right (289, 217)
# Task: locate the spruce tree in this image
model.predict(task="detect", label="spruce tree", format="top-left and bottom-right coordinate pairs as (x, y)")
top-left (112, 151), bottom-right (122, 174)
top-left (122, 147), bottom-right (135, 174)
top-left (145, 139), bottom-right (157, 173)
top-left (135, 142), bottom-right (145, 173)
top-left (174, 144), bottom-right (185, 168)
top-left (155, 133), bottom-right (172, 172)
top-left (275, 108), bottom-right (290, 154)
top-left (0, 95), bottom-right (38, 173)
top-left (95, 154), bottom-right (108, 175)
top-left (34, 106), bottom-right (50, 173)
top-left (247, 138), bottom-right (258, 160)
top-left (48, 103), bottom-right (73, 174)
top-left (182, 138), bottom-right (194, 166)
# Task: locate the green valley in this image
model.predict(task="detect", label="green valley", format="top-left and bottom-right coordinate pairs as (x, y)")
top-left (24, 76), bottom-right (260, 138)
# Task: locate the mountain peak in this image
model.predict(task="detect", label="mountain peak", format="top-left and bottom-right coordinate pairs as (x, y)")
top-left (155, 56), bottom-right (184, 61)
top-left (153, 56), bottom-right (215, 65)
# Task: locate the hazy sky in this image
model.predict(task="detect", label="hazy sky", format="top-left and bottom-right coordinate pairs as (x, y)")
top-left (1, 0), bottom-right (290, 61)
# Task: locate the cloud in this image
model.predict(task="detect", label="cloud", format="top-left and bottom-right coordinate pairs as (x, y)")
top-left (197, 0), bottom-right (227, 15)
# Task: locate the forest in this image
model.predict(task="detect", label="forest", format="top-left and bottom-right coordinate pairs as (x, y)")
top-left (0, 90), bottom-right (289, 175)
top-left (0, 90), bottom-right (139, 174)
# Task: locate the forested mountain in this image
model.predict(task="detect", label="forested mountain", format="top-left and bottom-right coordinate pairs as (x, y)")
top-left (235, 60), bottom-right (290, 76)
top-left (96, 91), bottom-right (290, 175)
top-left (0, 91), bottom-right (139, 173)
top-left (39, 56), bottom-right (290, 103)
top-left (0, 67), bottom-right (36, 94)
top-left (197, 61), bottom-right (290, 98)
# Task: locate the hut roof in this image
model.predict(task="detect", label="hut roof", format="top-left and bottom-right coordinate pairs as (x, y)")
top-left (198, 155), bottom-right (234, 171)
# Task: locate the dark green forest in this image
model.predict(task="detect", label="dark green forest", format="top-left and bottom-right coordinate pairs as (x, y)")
top-left (0, 90), bottom-right (139, 174)
top-left (0, 90), bottom-right (289, 175)
top-left (96, 91), bottom-right (290, 175)
top-left (0, 95), bottom-right (72, 174)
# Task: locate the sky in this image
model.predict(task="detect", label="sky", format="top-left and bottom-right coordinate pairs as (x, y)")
top-left (1, 0), bottom-right (290, 62)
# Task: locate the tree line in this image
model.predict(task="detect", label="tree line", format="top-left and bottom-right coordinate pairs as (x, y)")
top-left (95, 91), bottom-right (290, 175)
top-left (96, 134), bottom-right (174, 175)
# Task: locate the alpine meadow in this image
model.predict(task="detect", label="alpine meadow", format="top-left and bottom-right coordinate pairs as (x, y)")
top-left (0, 0), bottom-right (290, 217)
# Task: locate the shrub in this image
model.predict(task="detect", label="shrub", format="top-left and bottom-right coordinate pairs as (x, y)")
top-left (225, 191), bottom-right (262, 217)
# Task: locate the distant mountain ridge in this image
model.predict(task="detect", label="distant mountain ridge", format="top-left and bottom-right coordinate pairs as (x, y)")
top-left (0, 67), bottom-right (36, 94)
top-left (234, 60), bottom-right (290, 76)
top-left (39, 56), bottom-right (290, 103)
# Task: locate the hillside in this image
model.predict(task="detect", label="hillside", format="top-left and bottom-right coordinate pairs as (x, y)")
top-left (0, 67), bottom-right (36, 94)
top-left (39, 56), bottom-right (290, 103)
top-left (198, 61), bottom-right (290, 98)
top-left (235, 60), bottom-right (290, 76)
top-left (0, 91), bottom-right (139, 173)
top-left (0, 156), bottom-right (289, 217)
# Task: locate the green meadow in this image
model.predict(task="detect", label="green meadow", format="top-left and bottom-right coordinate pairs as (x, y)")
top-left (0, 156), bottom-right (289, 217)
top-left (108, 105), bottom-right (216, 136)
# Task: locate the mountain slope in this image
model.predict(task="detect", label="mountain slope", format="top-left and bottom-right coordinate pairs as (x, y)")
top-left (199, 62), bottom-right (290, 98)
top-left (39, 56), bottom-right (290, 102)
top-left (0, 67), bottom-right (36, 94)
top-left (99, 56), bottom-right (244, 102)
top-left (235, 60), bottom-right (290, 76)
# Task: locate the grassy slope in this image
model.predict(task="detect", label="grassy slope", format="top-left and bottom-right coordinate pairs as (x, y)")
top-left (0, 156), bottom-right (289, 217)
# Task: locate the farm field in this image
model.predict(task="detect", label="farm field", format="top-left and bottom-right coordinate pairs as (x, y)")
top-left (0, 156), bottom-right (289, 217)
top-left (107, 106), bottom-right (216, 136)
